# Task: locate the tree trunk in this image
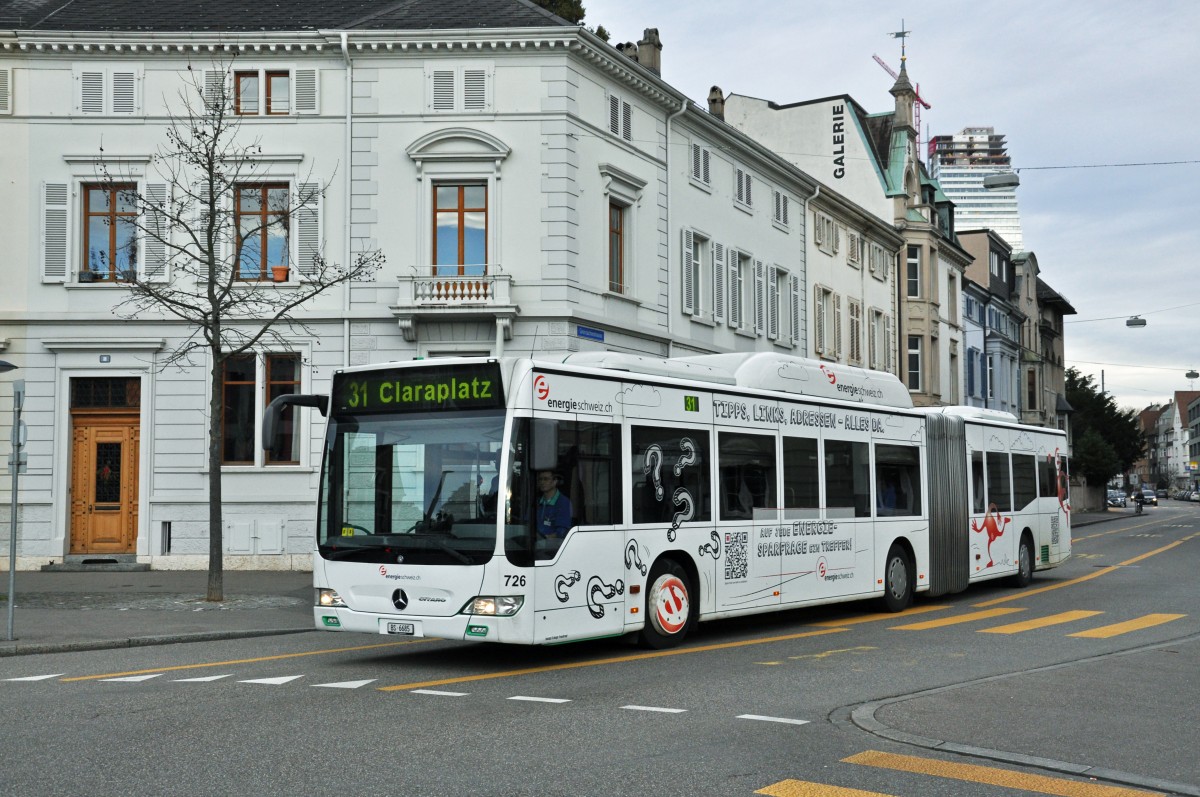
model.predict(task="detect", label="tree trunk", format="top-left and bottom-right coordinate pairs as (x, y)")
top-left (206, 346), bottom-right (225, 601)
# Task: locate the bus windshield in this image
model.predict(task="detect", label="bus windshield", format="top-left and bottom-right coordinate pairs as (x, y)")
top-left (318, 411), bottom-right (506, 566)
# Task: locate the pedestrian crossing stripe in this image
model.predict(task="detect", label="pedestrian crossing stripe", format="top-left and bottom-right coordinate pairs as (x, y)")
top-left (1068, 613), bottom-right (1186, 639)
top-left (4, 673), bottom-right (64, 681)
top-left (980, 610), bottom-right (1104, 634)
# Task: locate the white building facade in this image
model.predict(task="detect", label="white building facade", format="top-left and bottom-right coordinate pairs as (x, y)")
top-left (927, 126), bottom-right (1024, 251)
top-left (0, 5), bottom-right (856, 570)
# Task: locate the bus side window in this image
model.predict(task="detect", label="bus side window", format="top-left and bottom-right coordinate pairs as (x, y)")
top-left (971, 450), bottom-right (986, 514)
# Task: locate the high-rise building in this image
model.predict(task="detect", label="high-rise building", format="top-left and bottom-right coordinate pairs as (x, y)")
top-left (928, 127), bottom-right (1024, 251)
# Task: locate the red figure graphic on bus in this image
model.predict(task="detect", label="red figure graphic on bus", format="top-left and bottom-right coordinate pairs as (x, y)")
top-left (1050, 449), bottom-right (1071, 516)
top-left (971, 502), bottom-right (1011, 568)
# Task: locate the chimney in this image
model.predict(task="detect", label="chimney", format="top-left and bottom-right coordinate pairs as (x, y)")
top-left (616, 41), bottom-right (639, 62)
top-left (637, 28), bottom-right (662, 75)
top-left (707, 86), bottom-right (724, 120)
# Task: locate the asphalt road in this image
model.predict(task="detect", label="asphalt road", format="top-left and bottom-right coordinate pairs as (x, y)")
top-left (3, 504), bottom-right (1198, 797)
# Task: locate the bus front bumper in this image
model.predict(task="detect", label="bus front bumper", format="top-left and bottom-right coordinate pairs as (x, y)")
top-left (313, 606), bottom-right (496, 641)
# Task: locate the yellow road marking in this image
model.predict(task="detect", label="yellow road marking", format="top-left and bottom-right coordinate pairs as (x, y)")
top-left (377, 627), bottom-right (848, 691)
top-left (974, 536), bottom-right (1197, 608)
top-left (788, 646), bottom-right (877, 660)
top-left (756, 780), bottom-right (895, 797)
top-left (809, 604), bottom-right (951, 627)
top-left (844, 750), bottom-right (1162, 796)
top-left (980, 610), bottom-right (1104, 634)
top-left (1068, 613), bottom-right (1187, 639)
top-left (61, 638), bottom-right (434, 682)
top-left (889, 607), bottom-right (1024, 630)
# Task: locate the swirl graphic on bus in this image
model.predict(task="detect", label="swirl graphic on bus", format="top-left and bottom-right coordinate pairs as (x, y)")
top-left (674, 437), bottom-right (698, 475)
top-left (586, 576), bottom-right (625, 618)
top-left (625, 540), bottom-right (647, 575)
top-left (667, 487), bottom-right (694, 542)
top-left (643, 444), bottom-right (665, 500)
top-left (699, 530), bottom-right (720, 559)
top-left (554, 570), bottom-right (581, 602)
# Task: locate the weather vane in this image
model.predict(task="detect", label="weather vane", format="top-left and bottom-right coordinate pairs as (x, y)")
top-left (889, 20), bottom-right (911, 62)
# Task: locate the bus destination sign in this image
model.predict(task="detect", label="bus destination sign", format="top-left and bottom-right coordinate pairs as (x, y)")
top-left (333, 363), bottom-right (505, 414)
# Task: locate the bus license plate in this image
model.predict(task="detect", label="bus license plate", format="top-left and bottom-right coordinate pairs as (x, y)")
top-left (384, 621), bottom-right (416, 636)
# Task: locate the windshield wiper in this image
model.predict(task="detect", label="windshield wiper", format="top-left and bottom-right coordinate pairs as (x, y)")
top-left (320, 544), bottom-right (384, 562)
top-left (414, 534), bottom-right (473, 565)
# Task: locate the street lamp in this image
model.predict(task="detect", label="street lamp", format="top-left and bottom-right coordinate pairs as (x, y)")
top-left (1, 359), bottom-right (22, 641)
top-left (983, 171), bottom-right (1020, 190)
top-left (1126, 316), bottom-right (1147, 328)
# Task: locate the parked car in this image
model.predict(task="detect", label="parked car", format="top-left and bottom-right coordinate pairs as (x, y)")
top-left (1156, 488), bottom-right (1168, 499)
top-left (1142, 489), bottom-right (1158, 506)
top-left (1191, 491), bottom-right (1200, 503)
top-left (1107, 490), bottom-right (1127, 508)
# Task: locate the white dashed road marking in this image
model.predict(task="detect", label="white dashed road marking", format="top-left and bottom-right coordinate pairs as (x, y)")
top-left (737, 714), bottom-right (810, 726)
top-left (101, 674), bottom-right (163, 683)
top-left (621, 705), bottom-right (687, 714)
top-left (4, 674), bottom-right (65, 681)
top-left (174, 675), bottom-right (234, 682)
top-left (410, 689), bottom-right (470, 696)
top-left (508, 696), bottom-right (571, 703)
top-left (314, 679), bottom-right (376, 689)
top-left (238, 675), bottom-right (305, 685)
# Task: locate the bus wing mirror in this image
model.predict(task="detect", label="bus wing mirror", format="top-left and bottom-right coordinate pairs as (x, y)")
top-left (531, 419), bottom-right (558, 471)
top-left (263, 393), bottom-right (328, 451)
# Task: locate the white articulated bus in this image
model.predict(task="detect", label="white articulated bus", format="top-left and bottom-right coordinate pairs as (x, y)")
top-left (265, 352), bottom-right (1071, 649)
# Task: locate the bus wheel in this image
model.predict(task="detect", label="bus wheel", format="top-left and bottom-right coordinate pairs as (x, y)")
top-left (639, 559), bottom-right (694, 649)
top-left (881, 544), bottom-right (913, 612)
top-left (1011, 534), bottom-right (1034, 588)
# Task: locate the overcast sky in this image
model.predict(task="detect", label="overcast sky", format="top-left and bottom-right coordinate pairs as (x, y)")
top-left (588, 0), bottom-right (1200, 412)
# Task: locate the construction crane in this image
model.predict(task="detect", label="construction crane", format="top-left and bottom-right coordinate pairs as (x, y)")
top-left (873, 54), bottom-right (931, 160)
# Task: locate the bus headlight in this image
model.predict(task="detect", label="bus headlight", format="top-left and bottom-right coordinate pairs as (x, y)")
top-left (316, 588), bottom-right (347, 608)
top-left (462, 596), bottom-right (524, 616)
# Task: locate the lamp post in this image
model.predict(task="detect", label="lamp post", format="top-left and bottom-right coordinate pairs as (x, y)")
top-left (1, 359), bottom-right (22, 641)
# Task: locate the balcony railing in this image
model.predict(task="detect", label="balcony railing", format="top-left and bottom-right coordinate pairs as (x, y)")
top-left (393, 267), bottom-right (517, 343)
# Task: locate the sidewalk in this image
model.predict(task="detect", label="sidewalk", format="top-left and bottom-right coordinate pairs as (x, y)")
top-left (1, 511), bottom-right (1119, 658)
top-left (0, 569), bottom-right (314, 657)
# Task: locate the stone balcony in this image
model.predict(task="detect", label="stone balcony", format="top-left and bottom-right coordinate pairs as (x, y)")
top-left (392, 268), bottom-right (518, 343)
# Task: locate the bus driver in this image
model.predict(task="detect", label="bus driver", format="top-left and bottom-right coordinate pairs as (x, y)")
top-left (535, 470), bottom-right (572, 538)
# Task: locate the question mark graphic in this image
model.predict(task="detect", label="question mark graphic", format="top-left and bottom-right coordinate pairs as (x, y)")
top-left (643, 444), bottom-right (664, 501)
top-left (674, 437), bottom-right (698, 476)
top-left (667, 487), bottom-right (694, 542)
top-left (554, 570), bottom-right (581, 602)
top-left (699, 530), bottom-right (720, 559)
top-left (586, 576), bottom-right (625, 619)
top-left (624, 540), bottom-right (648, 575)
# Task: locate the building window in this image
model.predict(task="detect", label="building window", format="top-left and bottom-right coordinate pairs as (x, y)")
top-left (235, 183), bottom-right (290, 280)
top-left (434, 184), bottom-right (487, 276)
top-left (987, 356), bottom-right (996, 400)
top-left (869, 308), bottom-right (892, 372)
top-left (814, 285), bottom-right (841, 359)
top-left (735, 167), bottom-right (753, 209)
top-left (906, 245), bottom-right (921, 298)
top-left (1027, 368), bottom-right (1038, 410)
top-left (773, 190), bottom-right (790, 227)
top-left (235, 70), bottom-right (289, 115)
top-left (689, 142), bottom-right (711, 187)
top-left (608, 94), bottom-right (632, 141)
top-left (682, 229), bottom-right (710, 317)
top-left (947, 275), bottom-right (958, 322)
top-left (82, 184), bottom-right (138, 281)
top-left (848, 299), bottom-right (863, 365)
top-left (907, 335), bottom-right (923, 391)
top-left (608, 202), bottom-right (624, 293)
top-left (223, 353), bottom-right (302, 466)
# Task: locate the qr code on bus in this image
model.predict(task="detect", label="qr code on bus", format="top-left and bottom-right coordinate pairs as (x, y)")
top-left (724, 531), bottom-right (748, 580)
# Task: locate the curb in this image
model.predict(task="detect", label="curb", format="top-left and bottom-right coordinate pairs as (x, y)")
top-left (0, 627), bottom-right (314, 658)
top-left (831, 633), bottom-right (1200, 797)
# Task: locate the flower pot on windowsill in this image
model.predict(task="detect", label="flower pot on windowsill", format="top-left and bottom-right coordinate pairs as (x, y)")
top-left (271, 266), bottom-right (290, 283)
top-left (77, 271), bottom-right (100, 283)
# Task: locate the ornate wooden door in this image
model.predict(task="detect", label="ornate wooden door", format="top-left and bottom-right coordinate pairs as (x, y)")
top-left (70, 414), bottom-right (140, 554)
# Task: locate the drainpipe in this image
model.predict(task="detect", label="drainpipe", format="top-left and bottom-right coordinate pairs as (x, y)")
top-left (802, 182), bottom-right (820, 358)
top-left (664, 97), bottom-right (687, 357)
top-left (340, 32), bottom-right (353, 367)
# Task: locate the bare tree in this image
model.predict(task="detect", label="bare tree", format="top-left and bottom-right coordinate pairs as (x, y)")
top-left (93, 60), bottom-right (383, 600)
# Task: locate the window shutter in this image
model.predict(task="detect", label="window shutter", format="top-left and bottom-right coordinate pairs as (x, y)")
top-left (813, 211), bottom-right (824, 245)
top-left (712, 242), bottom-right (726, 324)
top-left (296, 182), bottom-right (321, 277)
top-left (293, 68), bottom-right (319, 114)
top-left (728, 249), bottom-right (741, 329)
top-left (111, 70), bottom-right (137, 114)
top-left (143, 182), bottom-right (169, 281)
top-left (753, 259), bottom-right (765, 335)
top-left (744, 173), bottom-right (752, 207)
top-left (767, 268), bottom-right (779, 340)
top-left (967, 350), bottom-right (976, 396)
top-left (885, 316), bottom-right (895, 373)
top-left (681, 228), bottom-right (695, 315)
top-left (621, 100), bottom-right (632, 141)
top-left (701, 149), bottom-right (710, 185)
top-left (781, 194), bottom-right (788, 226)
top-left (463, 69), bottom-right (487, 110)
top-left (431, 69), bottom-right (455, 111)
top-left (203, 69), bottom-right (228, 114)
top-left (690, 143), bottom-right (700, 180)
top-left (42, 182), bottom-right (69, 283)
top-left (848, 301), bottom-right (862, 363)
top-left (0, 68), bottom-right (11, 114)
top-left (832, 224), bottom-right (840, 253)
top-left (833, 293), bottom-right (843, 358)
top-left (736, 169), bottom-right (745, 203)
top-left (789, 274), bottom-right (801, 347)
top-left (609, 95), bottom-right (620, 135)
top-left (79, 71), bottom-right (104, 114)
top-left (813, 287), bottom-right (825, 355)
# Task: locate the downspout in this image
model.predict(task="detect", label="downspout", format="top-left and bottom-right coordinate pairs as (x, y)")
top-left (802, 182), bottom-right (820, 358)
top-left (340, 31), bottom-right (353, 368)
top-left (664, 97), bottom-right (687, 358)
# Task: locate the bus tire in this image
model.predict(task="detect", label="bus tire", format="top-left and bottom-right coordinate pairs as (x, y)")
top-left (639, 559), bottom-right (695, 649)
top-left (881, 543), bottom-right (913, 612)
top-left (1011, 533), bottom-right (1034, 588)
